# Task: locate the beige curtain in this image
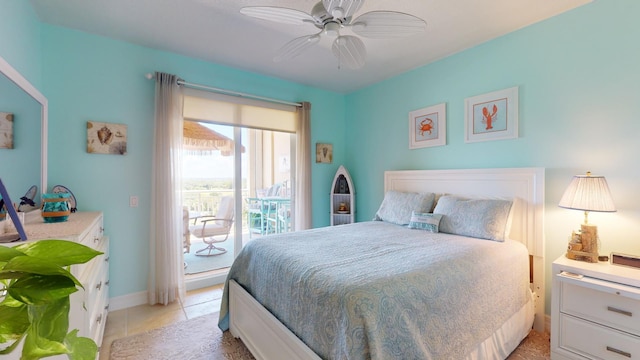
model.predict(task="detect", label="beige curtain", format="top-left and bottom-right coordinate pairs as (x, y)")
top-left (148, 72), bottom-right (185, 305)
top-left (294, 102), bottom-right (312, 230)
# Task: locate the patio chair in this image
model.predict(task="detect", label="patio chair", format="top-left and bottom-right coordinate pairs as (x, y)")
top-left (183, 206), bottom-right (191, 269)
top-left (189, 196), bottom-right (234, 256)
top-left (183, 206), bottom-right (191, 254)
top-left (247, 182), bottom-right (289, 238)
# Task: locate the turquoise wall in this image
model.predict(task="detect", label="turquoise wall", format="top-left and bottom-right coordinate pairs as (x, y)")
top-left (40, 25), bottom-right (345, 297)
top-left (0, 0), bottom-right (42, 222)
top-left (346, 1), bottom-right (640, 313)
top-left (0, 0), bottom-right (42, 87)
top-left (4, 0), bottom-right (640, 316)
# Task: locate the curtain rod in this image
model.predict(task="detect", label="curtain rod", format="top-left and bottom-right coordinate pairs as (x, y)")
top-left (145, 73), bottom-right (302, 107)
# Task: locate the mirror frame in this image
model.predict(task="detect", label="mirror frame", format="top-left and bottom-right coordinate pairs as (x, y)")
top-left (0, 55), bottom-right (47, 193)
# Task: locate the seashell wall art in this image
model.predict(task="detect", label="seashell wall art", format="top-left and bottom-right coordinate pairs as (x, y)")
top-left (87, 121), bottom-right (127, 155)
top-left (0, 112), bottom-right (14, 149)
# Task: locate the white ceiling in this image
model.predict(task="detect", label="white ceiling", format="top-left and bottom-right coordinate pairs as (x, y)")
top-left (30, 0), bottom-right (591, 93)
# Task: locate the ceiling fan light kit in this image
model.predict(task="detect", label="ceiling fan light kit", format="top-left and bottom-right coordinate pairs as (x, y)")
top-left (324, 21), bottom-right (341, 37)
top-left (240, 0), bottom-right (427, 69)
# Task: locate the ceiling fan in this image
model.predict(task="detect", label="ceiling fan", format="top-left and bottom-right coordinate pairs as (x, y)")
top-left (240, 0), bottom-right (427, 69)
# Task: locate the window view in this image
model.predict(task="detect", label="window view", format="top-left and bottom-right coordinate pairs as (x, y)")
top-left (182, 121), bottom-right (294, 277)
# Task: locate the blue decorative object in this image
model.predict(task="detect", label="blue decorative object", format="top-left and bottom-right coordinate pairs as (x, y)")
top-left (41, 193), bottom-right (71, 223)
top-left (51, 185), bottom-right (78, 213)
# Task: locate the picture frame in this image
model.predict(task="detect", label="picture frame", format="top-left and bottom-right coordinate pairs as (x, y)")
top-left (315, 143), bottom-right (333, 164)
top-left (409, 103), bottom-right (446, 149)
top-left (464, 86), bottom-right (518, 143)
top-left (0, 112), bottom-right (14, 149)
top-left (87, 121), bottom-right (128, 155)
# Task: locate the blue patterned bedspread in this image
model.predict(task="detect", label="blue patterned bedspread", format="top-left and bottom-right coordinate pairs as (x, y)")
top-left (219, 221), bottom-right (530, 359)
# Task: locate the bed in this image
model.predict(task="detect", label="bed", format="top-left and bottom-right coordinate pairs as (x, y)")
top-left (219, 167), bottom-right (545, 359)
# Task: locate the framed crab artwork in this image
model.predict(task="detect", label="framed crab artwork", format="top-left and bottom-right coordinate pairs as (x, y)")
top-left (87, 121), bottom-right (128, 155)
top-left (409, 103), bottom-right (446, 149)
top-left (464, 86), bottom-right (518, 143)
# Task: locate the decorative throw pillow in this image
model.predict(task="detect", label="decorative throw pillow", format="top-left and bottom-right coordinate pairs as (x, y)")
top-left (374, 191), bottom-right (436, 225)
top-left (408, 212), bottom-right (443, 232)
top-left (433, 196), bottom-right (513, 241)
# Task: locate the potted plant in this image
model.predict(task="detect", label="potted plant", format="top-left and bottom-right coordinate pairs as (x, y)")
top-left (0, 239), bottom-right (102, 359)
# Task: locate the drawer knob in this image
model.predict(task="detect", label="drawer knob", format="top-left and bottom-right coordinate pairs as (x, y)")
top-left (607, 306), bottom-right (632, 317)
top-left (607, 346), bottom-right (631, 358)
top-left (96, 314), bottom-right (103, 324)
top-left (104, 256), bottom-right (110, 263)
top-left (96, 281), bottom-right (102, 291)
top-left (105, 280), bottom-right (110, 286)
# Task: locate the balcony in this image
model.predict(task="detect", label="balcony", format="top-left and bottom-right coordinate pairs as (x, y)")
top-left (182, 188), bottom-right (291, 276)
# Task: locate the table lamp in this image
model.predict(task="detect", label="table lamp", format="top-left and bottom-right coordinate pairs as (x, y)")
top-left (559, 171), bottom-right (616, 262)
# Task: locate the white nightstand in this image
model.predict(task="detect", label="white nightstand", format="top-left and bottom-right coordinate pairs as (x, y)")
top-left (551, 255), bottom-right (640, 359)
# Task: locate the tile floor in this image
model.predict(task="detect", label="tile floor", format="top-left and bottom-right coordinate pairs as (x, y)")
top-left (99, 284), bottom-right (224, 360)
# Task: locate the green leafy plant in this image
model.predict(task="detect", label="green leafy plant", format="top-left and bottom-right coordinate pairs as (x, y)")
top-left (0, 240), bottom-right (102, 360)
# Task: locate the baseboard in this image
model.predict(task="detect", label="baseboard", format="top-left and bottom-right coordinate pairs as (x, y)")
top-left (109, 290), bottom-right (148, 311)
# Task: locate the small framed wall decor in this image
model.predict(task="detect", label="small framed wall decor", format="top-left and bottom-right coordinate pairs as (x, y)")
top-left (316, 143), bottom-right (333, 164)
top-left (87, 121), bottom-right (128, 155)
top-left (464, 86), bottom-right (518, 143)
top-left (0, 112), bottom-right (14, 149)
top-left (409, 103), bottom-right (446, 149)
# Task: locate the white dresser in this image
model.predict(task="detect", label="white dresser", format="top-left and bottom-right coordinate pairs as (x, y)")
top-left (551, 255), bottom-right (640, 360)
top-left (2, 211), bottom-right (109, 359)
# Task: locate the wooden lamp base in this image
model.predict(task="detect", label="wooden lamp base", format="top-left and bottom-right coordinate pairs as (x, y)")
top-left (566, 224), bottom-right (599, 263)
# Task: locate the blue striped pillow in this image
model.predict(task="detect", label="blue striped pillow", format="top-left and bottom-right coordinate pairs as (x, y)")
top-left (408, 212), bottom-right (442, 232)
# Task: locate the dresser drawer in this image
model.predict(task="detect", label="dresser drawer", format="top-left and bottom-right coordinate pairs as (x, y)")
top-left (560, 279), bottom-right (640, 336)
top-left (77, 213), bottom-right (104, 249)
top-left (86, 263), bottom-right (109, 343)
top-left (83, 236), bottom-right (109, 344)
top-left (557, 314), bottom-right (640, 359)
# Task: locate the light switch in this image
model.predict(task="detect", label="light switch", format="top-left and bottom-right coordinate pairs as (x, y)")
top-left (129, 195), bottom-right (139, 207)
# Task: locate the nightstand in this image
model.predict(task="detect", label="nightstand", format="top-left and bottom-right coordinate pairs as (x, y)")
top-left (551, 255), bottom-right (640, 359)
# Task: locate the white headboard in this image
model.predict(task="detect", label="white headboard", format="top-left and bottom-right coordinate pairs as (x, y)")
top-left (384, 167), bottom-right (545, 332)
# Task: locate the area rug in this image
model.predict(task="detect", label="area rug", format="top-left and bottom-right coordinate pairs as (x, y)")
top-left (110, 312), bottom-right (549, 360)
top-left (110, 312), bottom-right (254, 360)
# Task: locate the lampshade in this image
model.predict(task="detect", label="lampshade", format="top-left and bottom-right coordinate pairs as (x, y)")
top-left (558, 172), bottom-right (616, 214)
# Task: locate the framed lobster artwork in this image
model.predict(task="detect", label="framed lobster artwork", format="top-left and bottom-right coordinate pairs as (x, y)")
top-left (464, 86), bottom-right (519, 143)
top-left (408, 102), bottom-right (446, 149)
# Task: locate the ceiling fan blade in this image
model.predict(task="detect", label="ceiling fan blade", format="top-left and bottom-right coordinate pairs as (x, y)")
top-left (322, 0), bottom-right (364, 19)
top-left (274, 34), bottom-right (321, 62)
top-left (351, 11), bottom-right (427, 38)
top-left (332, 35), bottom-right (366, 69)
top-left (240, 6), bottom-right (314, 25)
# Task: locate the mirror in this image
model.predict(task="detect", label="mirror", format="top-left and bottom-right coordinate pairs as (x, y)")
top-left (0, 56), bottom-right (47, 214)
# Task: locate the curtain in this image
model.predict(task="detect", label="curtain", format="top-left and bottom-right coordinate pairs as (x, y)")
top-left (148, 72), bottom-right (185, 305)
top-left (294, 102), bottom-right (312, 231)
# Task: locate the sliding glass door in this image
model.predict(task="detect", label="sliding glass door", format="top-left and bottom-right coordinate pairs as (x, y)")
top-left (181, 88), bottom-right (300, 282)
top-left (182, 120), bottom-right (295, 276)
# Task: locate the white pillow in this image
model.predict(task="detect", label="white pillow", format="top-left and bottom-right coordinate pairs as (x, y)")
top-left (374, 191), bottom-right (436, 225)
top-left (433, 196), bottom-right (513, 241)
